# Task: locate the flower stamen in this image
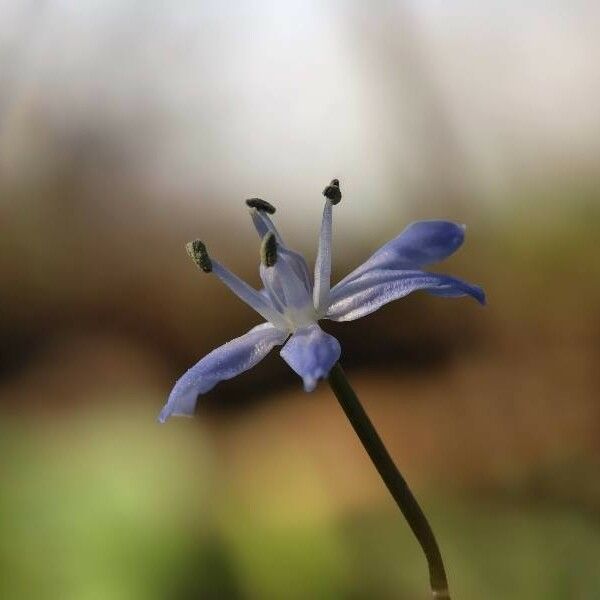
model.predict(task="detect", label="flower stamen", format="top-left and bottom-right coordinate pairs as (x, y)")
top-left (322, 179), bottom-right (342, 205)
top-left (246, 198), bottom-right (276, 214)
top-left (186, 239), bottom-right (212, 273)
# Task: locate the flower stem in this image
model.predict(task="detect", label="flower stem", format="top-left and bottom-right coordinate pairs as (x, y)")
top-left (327, 362), bottom-right (450, 599)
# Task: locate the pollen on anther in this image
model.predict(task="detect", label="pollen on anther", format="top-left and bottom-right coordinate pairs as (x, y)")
top-left (260, 232), bottom-right (277, 267)
top-left (323, 179), bottom-right (342, 204)
top-left (186, 239), bottom-right (212, 273)
top-left (246, 198), bottom-right (276, 214)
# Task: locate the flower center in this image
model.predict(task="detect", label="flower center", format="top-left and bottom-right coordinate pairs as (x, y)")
top-left (283, 303), bottom-right (319, 332)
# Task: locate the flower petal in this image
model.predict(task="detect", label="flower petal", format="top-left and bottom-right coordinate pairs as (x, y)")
top-left (250, 209), bottom-right (311, 292)
top-left (336, 220), bottom-right (466, 287)
top-left (250, 208), bottom-right (284, 243)
top-left (259, 232), bottom-right (313, 313)
top-left (282, 247), bottom-right (312, 293)
top-left (280, 323), bottom-right (341, 392)
top-left (313, 199), bottom-right (333, 314)
top-left (260, 252), bottom-right (312, 312)
top-left (158, 323), bottom-right (288, 422)
top-left (211, 259), bottom-right (286, 328)
top-left (327, 268), bottom-right (485, 321)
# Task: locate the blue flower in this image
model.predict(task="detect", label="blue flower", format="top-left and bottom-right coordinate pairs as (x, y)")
top-left (159, 181), bottom-right (485, 422)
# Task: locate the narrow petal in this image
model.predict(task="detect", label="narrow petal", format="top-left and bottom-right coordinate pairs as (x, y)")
top-left (260, 253), bottom-right (312, 312)
top-left (279, 247), bottom-right (312, 294)
top-left (280, 323), bottom-right (341, 392)
top-left (327, 268), bottom-right (485, 322)
top-left (158, 323), bottom-right (288, 422)
top-left (211, 259), bottom-right (286, 328)
top-left (313, 199), bottom-right (333, 313)
top-left (336, 221), bottom-right (466, 287)
top-left (250, 209), bottom-right (311, 291)
top-left (250, 209), bottom-right (283, 243)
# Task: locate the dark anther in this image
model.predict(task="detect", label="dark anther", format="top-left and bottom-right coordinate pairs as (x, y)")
top-left (246, 198), bottom-right (276, 214)
top-left (186, 239), bottom-right (212, 273)
top-left (260, 232), bottom-right (278, 267)
top-left (323, 179), bottom-right (342, 205)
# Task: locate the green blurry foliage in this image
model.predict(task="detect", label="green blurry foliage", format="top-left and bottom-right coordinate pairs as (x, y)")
top-left (1, 403), bottom-right (599, 600)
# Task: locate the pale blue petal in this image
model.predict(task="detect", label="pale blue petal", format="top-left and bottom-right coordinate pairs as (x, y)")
top-left (259, 264), bottom-right (286, 313)
top-left (158, 323), bottom-right (288, 422)
top-left (278, 246), bottom-right (312, 294)
top-left (260, 245), bottom-right (312, 312)
top-left (327, 268), bottom-right (485, 322)
top-left (251, 209), bottom-right (311, 291)
top-left (336, 221), bottom-right (466, 287)
top-left (258, 287), bottom-right (273, 302)
top-left (250, 209), bottom-right (283, 243)
top-left (211, 260), bottom-right (286, 328)
top-left (313, 199), bottom-right (333, 313)
top-left (280, 324), bottom-right (341, 392)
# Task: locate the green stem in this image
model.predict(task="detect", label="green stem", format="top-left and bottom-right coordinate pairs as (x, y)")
top-left (327, 362), bottom-right (450, 599)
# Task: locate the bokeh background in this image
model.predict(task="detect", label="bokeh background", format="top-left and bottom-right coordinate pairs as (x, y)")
top-left (1, 2), bottom-right (599, 599)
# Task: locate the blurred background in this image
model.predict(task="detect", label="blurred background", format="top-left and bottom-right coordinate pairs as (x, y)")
top-left (1, 1), bottom-right (599, 598)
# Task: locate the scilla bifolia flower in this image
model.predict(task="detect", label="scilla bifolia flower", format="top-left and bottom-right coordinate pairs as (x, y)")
top-left (160, 179), bottom-right (484, 599)
top-left (159, 180), bottom-right (484, 422)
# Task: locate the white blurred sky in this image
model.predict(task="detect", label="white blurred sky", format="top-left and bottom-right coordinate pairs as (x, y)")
top-left (1, 0), bottom-right (599, 238)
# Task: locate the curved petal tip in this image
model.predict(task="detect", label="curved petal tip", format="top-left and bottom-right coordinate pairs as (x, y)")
top-left (280, 324), bottom-right (341, 392)
top-left (158, 323), bottom-right (288, 422)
